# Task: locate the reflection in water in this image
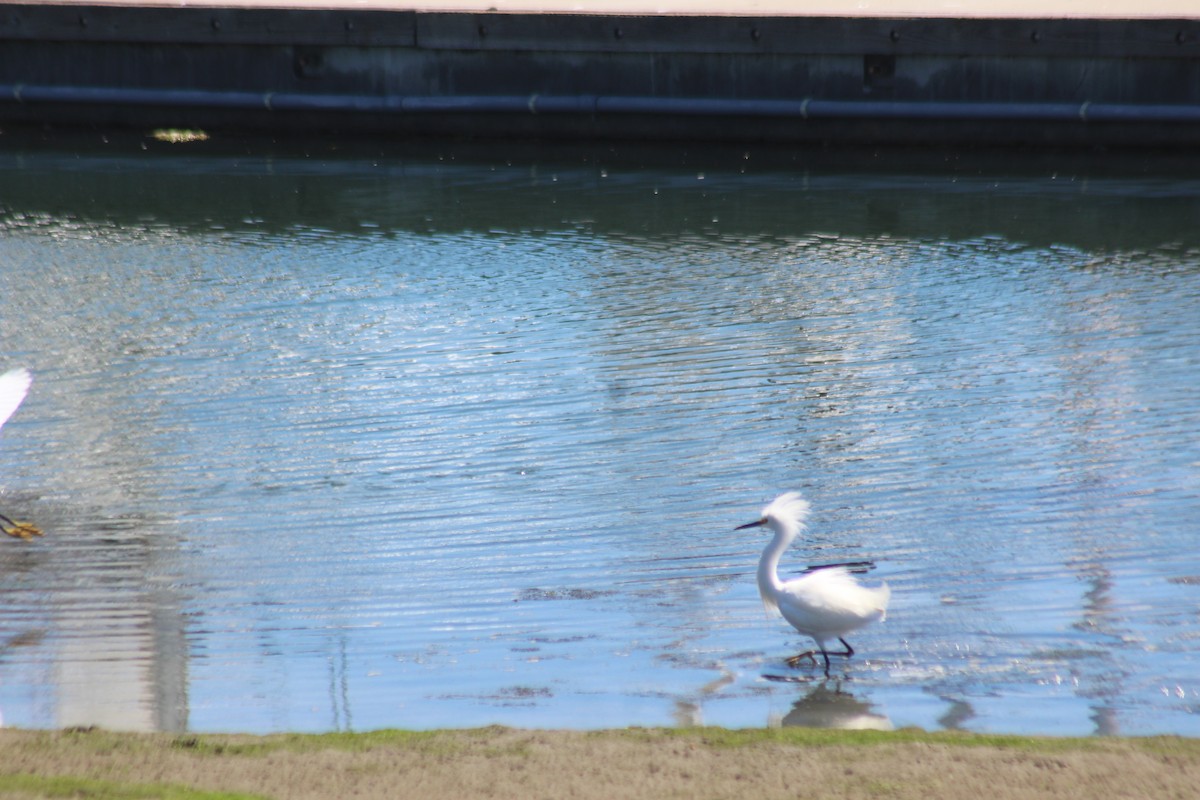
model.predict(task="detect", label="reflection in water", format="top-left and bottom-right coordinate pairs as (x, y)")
top-left (778, 683), bottom-right (892, 731)
top-left (1052, 274), bottom-right (1146, 737)
top-left (672, 668), bottom-right (738, 727)
top-left (936, 698), bottom-right (975, 731)
top-left (0, 521), bottom-right (189, 732)
top-left (0, 139), bottom-right (1199, 735)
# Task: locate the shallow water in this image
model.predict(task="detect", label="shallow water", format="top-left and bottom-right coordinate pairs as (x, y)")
top-left (0, 138), bottom-right (1198, 736)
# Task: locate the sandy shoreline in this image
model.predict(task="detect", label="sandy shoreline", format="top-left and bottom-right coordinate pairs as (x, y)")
top-left (1, 726), bottom-right (1198, 799)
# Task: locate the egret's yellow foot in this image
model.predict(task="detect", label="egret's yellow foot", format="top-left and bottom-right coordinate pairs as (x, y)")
top-left (786, 651), bottom-right (819, 668)
top-left (1, 517), bottom-right (42, 540)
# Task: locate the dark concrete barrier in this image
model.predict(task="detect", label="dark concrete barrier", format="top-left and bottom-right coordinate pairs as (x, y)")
top-left (2, 3), bottom-right (1199, 145)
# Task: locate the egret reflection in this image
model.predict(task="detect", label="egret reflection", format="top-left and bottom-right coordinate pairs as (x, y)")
top-left (778, 683), bottom-right (893, 731)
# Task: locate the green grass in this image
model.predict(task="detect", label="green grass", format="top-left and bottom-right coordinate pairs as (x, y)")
top-left (0, 772), bottom-right (265, 800)
top-left (605, 725), bottom-right (1200, 755)
top-left (30, 725), bottom-right (495, 759)
top-left (164, 725), bottom-right (515, 757)
top-left (21, 724), bottom-right (1200, 760)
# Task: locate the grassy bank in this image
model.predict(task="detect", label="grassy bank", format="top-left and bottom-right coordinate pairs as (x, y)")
top-left (1, 725), bottom-right (1197, 799)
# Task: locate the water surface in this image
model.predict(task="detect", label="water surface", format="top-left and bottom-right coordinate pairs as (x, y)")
top-left (1, 138), bottom-right (1198, 736)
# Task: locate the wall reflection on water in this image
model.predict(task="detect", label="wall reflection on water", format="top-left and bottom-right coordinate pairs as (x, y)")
top-left (1, 136), bottom-right (1199, 735)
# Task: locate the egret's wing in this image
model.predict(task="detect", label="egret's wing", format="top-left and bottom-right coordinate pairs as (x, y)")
top-left (0, 368), bottom-right (32, 432)
top-left (778, 568), bottom-right (890, 633)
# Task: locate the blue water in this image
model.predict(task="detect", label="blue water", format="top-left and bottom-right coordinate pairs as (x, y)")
top-left (0, 139), bottom-right (1198, 736)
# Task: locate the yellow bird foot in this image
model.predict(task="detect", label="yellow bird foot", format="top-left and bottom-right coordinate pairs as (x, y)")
top-left (786, 651), bottom-right (819, 668)
top-left (1, 518), bottom-right (43, 541)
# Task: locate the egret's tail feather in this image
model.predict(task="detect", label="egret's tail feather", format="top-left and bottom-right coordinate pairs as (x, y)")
top-left (877, 581), bottom-right (891, 622)
top-left (0, 367), bottom-right (32, 432)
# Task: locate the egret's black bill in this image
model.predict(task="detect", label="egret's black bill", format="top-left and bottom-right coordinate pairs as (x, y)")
top-left (735, 519), bottom-right (766, 530)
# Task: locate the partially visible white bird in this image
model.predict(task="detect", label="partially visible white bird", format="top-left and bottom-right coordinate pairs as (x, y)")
top-left (738, 492), bottom-right (888, 677)
top-left (0, 368), bottom-right (31, 432)
top-left (0, 368), bottom-right (42, 540)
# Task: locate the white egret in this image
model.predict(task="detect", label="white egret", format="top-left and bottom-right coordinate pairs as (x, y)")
top-left (739, 492), bottom-right (888, 677)
top-left (0, 368), bottom-right (42, 540)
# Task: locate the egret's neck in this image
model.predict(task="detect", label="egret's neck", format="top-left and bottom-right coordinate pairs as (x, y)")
top-left (756, 527), bottom-right (793, 613)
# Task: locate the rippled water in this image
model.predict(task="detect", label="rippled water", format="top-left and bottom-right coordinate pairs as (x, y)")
top-left (0, 138), bottom-right (1198, 736)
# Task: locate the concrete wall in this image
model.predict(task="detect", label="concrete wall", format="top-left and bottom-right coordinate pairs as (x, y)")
top-left (2, 4), bottom-right (1199, 145)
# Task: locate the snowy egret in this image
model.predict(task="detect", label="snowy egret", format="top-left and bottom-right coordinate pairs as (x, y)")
top-left (739, 492), bottom-right (888, 677)
top-left (0, 368), bottom-right (42, 540)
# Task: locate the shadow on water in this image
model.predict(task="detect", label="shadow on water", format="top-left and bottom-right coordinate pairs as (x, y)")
top-left (6, 129), bottom-right (1200, 252)
top-left (2, 130), bottom-right (1199, 735)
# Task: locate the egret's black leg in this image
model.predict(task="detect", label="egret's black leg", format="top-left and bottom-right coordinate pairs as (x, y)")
top-left (789, 639), bottom-right (855, 676)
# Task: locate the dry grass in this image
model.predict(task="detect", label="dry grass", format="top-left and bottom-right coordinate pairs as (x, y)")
top-left (1, 726), bottom-right (1198, 800)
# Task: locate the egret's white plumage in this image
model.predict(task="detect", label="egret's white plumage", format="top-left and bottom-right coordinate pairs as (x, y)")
top-left (0, 368), bottom-right (32, 433)
top-left (0, 368), bottom-right (41, 540)
top-left (739, 492), bottom-right (888, 676)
